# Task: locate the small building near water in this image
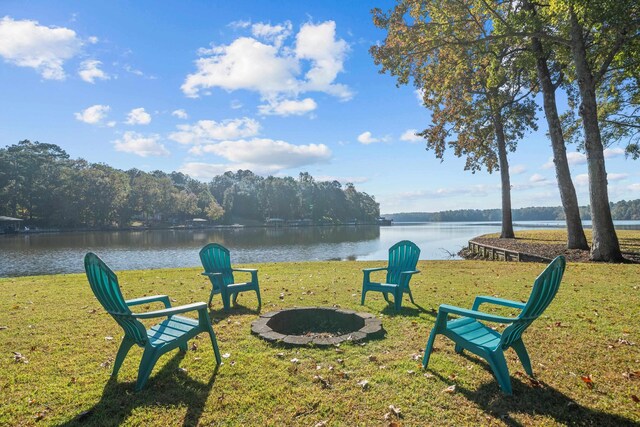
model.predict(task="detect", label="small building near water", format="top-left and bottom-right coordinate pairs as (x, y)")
top-left (0, 216), bottom-right (23, 234)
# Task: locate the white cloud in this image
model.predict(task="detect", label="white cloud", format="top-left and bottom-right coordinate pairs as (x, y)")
top-left (229, 20), bottom-right (251, 30)
top-left (0, 16), bottom-right (83, 80)
top-left (400, 129), bottom-right (422, 143)
top-left (510, 164), bottom-right (527, 175)
top-left (182, 20), bottom-right (352, 104)
top-left (230, 99), bottom-right (243, 109)
top-left (252, 21), bottom-right (292, 47)
top-left (415, 89), bottom-right (425, 106)
top-left (125, 107), bottom-right (151, 125)
top-left (542, 151), bottom-right (587, 169)
top-left (188, 138), bottom-right (331, 174)
top-left (169, 118), bottom-right (260, 144)
top-left (315, 175), bottom-right (369, 184)
top-left (78, 59), bottom-right (109, 83)
top-left (178, 162), bottom-right (231, 180)
top-left (357, 131), bottom-right (389, 144)
top-left (113, 131), bottom-right (169, 157)
top-left (171, 109), bottom-right (188, 119)
top-left (575, 173), bottom-right (589, 186)
top-left (295, 21), bottom-right (351, 100)
top-left (608, 173), bottom-right (628, 181)
top-left (529, 173), bottom-right (547, 183)
top-left (74, 104), bottom-right (111, 125)
top-left (258, 97), bottom-right (317, 116)
top-left (604, 147), bottom-right (625, 158)
top-left (628, 183), bottom-right (640, 192)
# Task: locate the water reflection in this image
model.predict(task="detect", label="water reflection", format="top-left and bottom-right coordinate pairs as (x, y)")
top-left (2, 221), bottom-right (638, 277)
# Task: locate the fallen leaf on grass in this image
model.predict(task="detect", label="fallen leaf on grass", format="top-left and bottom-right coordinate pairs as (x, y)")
top-left (368, 355), bottom-right (378, 362)
top-left (443, 385), bottom-right (456, 393)
top-left (222, 353), bottom-right (231, 358)
top-left (424, 373), bottom-right (434, 379)
top-left (177, 367), bottom-right (187, 373)
top-left (580, 375), bottom-right (594, 389)
top-left (388, 405), bottom-right (402, 418)
top-left (12, 352), bottom-right (28, 363)
top-left (190, 342), bottom-right (198, 352)
top-left (622, 371), bottom-right (640, 380)
top-left (313, 375), bottom-right (332, 389)
top-left (632, 395), bottom-right (639, 403)
top-left (314, 421), bottom-right (327, 427)
top-left (290, 358), bottom-right (299, 364)
top-left (0, 326), bottom-right (8, 330)
top-left (357, 379), bottom-right (370, 390)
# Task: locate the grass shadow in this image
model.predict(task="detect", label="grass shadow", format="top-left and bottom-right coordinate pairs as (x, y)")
top-left (380, 302), bottom-right (436, 318)
top-left (209, 303), bottom-right (261, 320)
top-left (429, 369), bottom-right (638, 426)
top-left (59, 352), bottom-right (218, 427)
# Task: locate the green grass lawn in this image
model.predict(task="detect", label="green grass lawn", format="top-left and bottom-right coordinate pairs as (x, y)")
top-left (1, 260), bottom-right (639, 426)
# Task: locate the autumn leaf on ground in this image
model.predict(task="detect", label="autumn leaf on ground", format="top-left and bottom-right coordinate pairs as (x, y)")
top-left (313, 375), bottom-right (331, 389)
top-left (580, 375), bottom-right (594, 389)
top-left (622, 371), bottom-right (640, 380)
top-left (368, 355), bottom-right (378, 362)
top-left (388, 405), bottom-right (402, 418)
top-left (631, 395), bottom-right (639, 403)
top-left (0, 326), bottom-right (8, 330)
top-left (190, 342), bottom-right (198, 351)
top-left (12, 352), bottom-right (28, 363)
top-left (357, 379), bottom-right (370, 390)
top-left (443, 385), bottom-right (456, 393)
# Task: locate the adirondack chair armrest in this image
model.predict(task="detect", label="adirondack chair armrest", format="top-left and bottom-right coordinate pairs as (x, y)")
top-left (471, 296), bottom-right (526, 311)
top-left (125, 295), bottom-right (171, 308)
top-left (439, 304), bottom-right (516, 324)
top-left (201, 272), bottom-right (223, 277)
top-left (232, 268), bottom-right (258, 282)
top-left (132, 302), bottom-right (208, 319)
top-left (363, 267), bottom-right (388, 283)
top-left (399, 270), bottom-right (420, 276)
top-left (363, 267), bottom-right (388, 273)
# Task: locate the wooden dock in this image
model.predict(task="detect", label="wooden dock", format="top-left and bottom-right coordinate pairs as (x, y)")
top-left (467, 240), bottom-right (552, 263)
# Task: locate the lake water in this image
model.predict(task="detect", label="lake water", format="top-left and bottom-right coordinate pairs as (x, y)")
top-left (1, 221), bottom-right (639, 277)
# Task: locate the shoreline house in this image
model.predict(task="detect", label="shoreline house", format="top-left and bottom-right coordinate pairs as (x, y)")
top-left (0, 216), bottom-right (23, 234)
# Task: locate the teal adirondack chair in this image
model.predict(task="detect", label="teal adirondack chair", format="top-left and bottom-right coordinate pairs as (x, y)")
top-left (422, 255), bottom-right (566, 394)
top-left (361, 240), bottom-right (421, 311)
top-left (84, 252), bottom-right (221, 391)
top-left (199, 243), bottom-right (261, 310)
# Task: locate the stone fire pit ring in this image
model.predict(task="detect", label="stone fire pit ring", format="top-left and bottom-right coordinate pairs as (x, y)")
top-left (251, 307), bottom-right (384, 346)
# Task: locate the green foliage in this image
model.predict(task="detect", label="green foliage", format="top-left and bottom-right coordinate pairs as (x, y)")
top-left (385, 198), bottom-right (640, 221)
top-left (0, 141), bottom-right (379, 228)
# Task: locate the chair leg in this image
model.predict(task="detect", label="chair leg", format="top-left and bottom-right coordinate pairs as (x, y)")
top-left (232, 292), bottom-right (238, 305)
top-left (487, 351), bottom-right (513, 395)
top-left (255, 288), bottom-right (262, 307)
top-left (112, 337), bottom-right (135, 378)
top-left (407, 287), bottom-right (415, 304)
top-left (394, 289), bottom-right (403, 311)
top-left (511, 339), bottom-right (533, 376)
top-left (360, 288), bottom-right (367, 305)
top-left (136, 348), bottom-right (161, 391)
top-left (207, 324), bottom-right (222, 365)
top-left (221, 288), bottom-right (231, 311)
top-left (454, 344), bottom-right (464, 355)
top-left (422, 328), bottom-right (438, 368)
top-left (208, 287), bottom-right (215, 308)
top-left (179, 342), bottom-right (188, 353)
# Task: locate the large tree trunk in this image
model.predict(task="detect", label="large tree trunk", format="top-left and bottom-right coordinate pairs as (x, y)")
top-left (494, 112), bottom-right (515, 239)
top-left (529, 43), bottom-right (588, 249)
top-left (523, 0), bottom-right (588, 250)
top-left (569, 10), bottom-right (622, 261)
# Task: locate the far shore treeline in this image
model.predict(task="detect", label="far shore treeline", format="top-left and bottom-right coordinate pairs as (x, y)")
top-left (385, 199), bottom-right (640, 223)
top-left (0, 140), bottom-right (380, 229)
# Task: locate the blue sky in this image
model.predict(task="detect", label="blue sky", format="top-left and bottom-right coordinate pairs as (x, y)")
top-left (1, 1), bottom-right (638, 214)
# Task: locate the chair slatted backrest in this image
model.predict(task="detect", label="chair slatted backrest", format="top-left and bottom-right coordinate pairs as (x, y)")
top-left (84, 252), bottom-right (148, 346)
top-left (500, 256), bottom-right (566, 349)
top-left (386, 240), bottom-right (421, 286)
top-left (199, 243), bottom-right (235, 287)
